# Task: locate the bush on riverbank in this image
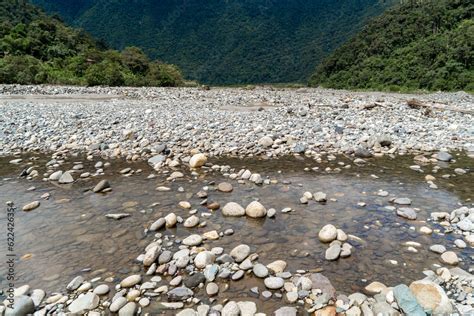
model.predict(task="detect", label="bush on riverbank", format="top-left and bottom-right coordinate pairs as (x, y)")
top-left (0, 0), bottom-right (183, 87)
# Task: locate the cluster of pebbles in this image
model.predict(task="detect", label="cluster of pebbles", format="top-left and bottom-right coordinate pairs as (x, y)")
top-left (1, 85), bottom-right (473, 315)
top-left (3, 150), bottom-right (473, 316)
top-left (1, 85), bottom-right (473, 162)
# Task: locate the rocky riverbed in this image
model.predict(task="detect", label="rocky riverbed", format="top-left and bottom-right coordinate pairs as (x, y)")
top-left (0, 85), bottom-right (473, 315)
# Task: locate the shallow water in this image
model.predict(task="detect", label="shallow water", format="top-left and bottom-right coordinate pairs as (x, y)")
top-left (0, 153), bottom-right (472, 313)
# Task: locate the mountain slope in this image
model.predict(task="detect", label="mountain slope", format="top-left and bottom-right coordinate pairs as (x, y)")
top-left (31, 0), bottom-right (396, 85)
top-left (0, 0), bottom-right (183, 86)
top-left (310, 0), bottom-right (474, 91)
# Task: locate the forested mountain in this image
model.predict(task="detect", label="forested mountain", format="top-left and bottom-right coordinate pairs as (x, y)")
top-left (31, 0), bottom-right (396, 85)
top-left (0, 0), bottom-right (183, 86)
top-left (310, 0), bottom-right (474, 91)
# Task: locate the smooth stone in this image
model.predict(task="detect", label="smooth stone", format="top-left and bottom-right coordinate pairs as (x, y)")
top-left (120, 275), bottom-right (142, 287)
top-left (30, 289), bottom-right (45, 307)
top-left (318, 224), bottom-right (337, 243)
top-left (253, 263), bottom-right (269, 278)
top-left (184, 273), bottom-right (206, 288)
top-left (22, 201), bottom-right (40, 212)
top-left (264, 276), bottom-right (285, 289)
top-left (206, 282), bottom-right (219, 296)
top-left (183, 234), bottom-right (203, 246)
top-left (267, 208), bottom-right (276, 218)
top-left (409, 280), bottom-right (453, 314)
top-left (222, 202), bottom-right (245, 216)
top-left (230, 244), bottom-right (251, 263)
top-left (237, 301), bottom-right (257, 316)
top-left (267, 260), bottom-right (287, 273)
top-left (68, 292), bottom-right (99, 313)
top-left (167, 287), bottom-right (194, 301)
top-left (189, 153), bottom-right (207, 168)
top-left (93, 179), bottom-right (110, 193)
top-left (245, 201), bottom-right (267, 218)
top-left (325, 243), bottom-right (341, 261)
top-left (165, 213), bottom-right (177, 227)
top-left (429, 244), bottom-right (446, 254)
top-left (393, 284), bottom-right (425, 316)
top-left (48, 170), bottom-right (63, 181)
top-left (222, 301), bottom-right (240, 316)
top-left (314, 191), bottom-right (327, 202)
top-left (396, 207), bottom-right (417, 220)
top-left (365, 281), bottom-right (387, 295)
top-left (58, 171), bottom-right (74, 184)
top-left (118, 302), bottom-right (137, 316)
top-left (217, 182), bottom-right (233, 192)
top-left (110, 297), bottom-right (128, 312)
top-left (150, 218), bottom-right (166, 231)
top-left (93, 284), bottom-right (110, 295)
top-left (275, 306), bottom-right (297, 316)
top-left (184, 215), bottom-right (200, 228)
top-left (4, 295), bottom-right (35, 315)
top-left (436, 151), bottom-right (453, 162)
top-left (66, 276), bottom-right (84, 291)
top-left (394, 197), bottom-right (411, 205)
top-left (194, 251), bottom-right (215, 269)
top-left (440, 251), bottom-right (459, 265)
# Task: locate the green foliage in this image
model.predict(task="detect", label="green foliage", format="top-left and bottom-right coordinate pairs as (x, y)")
top-left (31, 0), bottom-right (396, 84)
top-left (310, 0), bottom-right (474, 91)
top-left (0, 0), bottom-right (183, 86)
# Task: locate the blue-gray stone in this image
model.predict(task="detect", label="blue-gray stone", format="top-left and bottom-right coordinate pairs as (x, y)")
top-left (393, 284), bottom-right (426, 316)
top-left (204, 264), bottom-right (219, 282)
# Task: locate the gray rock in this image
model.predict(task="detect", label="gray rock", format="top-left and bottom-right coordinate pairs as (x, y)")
top-left (230, 244), bottom-right (251, 263)
top-left (66, 276), bottom-right (84, 291)
top-left (68, 292), bottom-right (99, 313)
top-left (430, 244), bottom-right (446, 254)
top-left (394, 197), bottom-right (412, 205)
top-left (110, 297), bottom-right (128, 312)
top-left (396, 207), bottom-right (417, 220)
top-left (167, 287), bottom-right (194, 301)
top-left (275, 306), bottom-right (297, 316)
top-left (118, 302), bottom-right (137, 316)
top-left (4, 295), bottom-right (35, 316)
top-left (325, 243), bottom-right (341, 261)
top-left (264, 276), bottom-right (284, 289)
top-left (58, 171), bottom-right (74, 184)
top-left (93, 179), bottom-right (110, 193)
top-left (436, 151), bottom-right (453, 162)
top-left (184, 273), bottom-right (206, 288)
top-left (222, 202), bottom-right (245, 216)
top-left (393, 284), bottom-right (425, 316)
top-left (253, 263), bottom-right (269, 278)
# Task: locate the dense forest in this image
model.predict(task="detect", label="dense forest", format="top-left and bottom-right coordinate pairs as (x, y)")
top-left (31, 0), bottom-right (396, 85)
top-left (310, 0), bottom-right (474, 91)
top-left (0, 0), bottom-right (183, 86)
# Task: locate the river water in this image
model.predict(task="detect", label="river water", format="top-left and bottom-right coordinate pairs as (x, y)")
top-left (0, 153), bottom-right (472, 313)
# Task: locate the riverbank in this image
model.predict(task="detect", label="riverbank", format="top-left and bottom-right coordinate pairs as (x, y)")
top-left (0, 85), bottom-right (473, 315)
top-left (1, 85), bottom-right (473, 161)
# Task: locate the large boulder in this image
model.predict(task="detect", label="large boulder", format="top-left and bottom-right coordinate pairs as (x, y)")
top-left (409, 280), bottom-right (453, 314)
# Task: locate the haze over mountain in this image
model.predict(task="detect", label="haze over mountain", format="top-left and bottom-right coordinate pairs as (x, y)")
top-left (32, 0), bottom-right (396, 84)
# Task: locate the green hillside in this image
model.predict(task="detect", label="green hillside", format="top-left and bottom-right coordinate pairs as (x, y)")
top-left (310, 0), bottom-right (474, 91)
top-left (31, 0), bottom-right (396, 85)
top-left (0, 0), bottom-right (183, 86)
